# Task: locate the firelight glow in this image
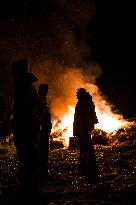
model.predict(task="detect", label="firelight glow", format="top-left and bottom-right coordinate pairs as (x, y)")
top-left (95, 108), bottom-right (128, 133)
top-left (51, 105), bottom-right (129, 147)
top-left (51, 106), bottom-right (75, 146)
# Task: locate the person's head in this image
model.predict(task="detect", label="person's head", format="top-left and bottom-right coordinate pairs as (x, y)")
top-left (76, 88), bottom-right (93, 102)
top-left (11, 59), bottom-right (29, 82)
top-left (38, 84), bottom-right (48, 96)
top-left (76, 88), bottom-right (87, 99)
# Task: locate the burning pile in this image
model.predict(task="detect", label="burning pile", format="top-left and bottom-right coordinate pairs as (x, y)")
top-left (34, 62), bottom-right (135, 147)
top-left (51, 101), bottom-right (135, 147)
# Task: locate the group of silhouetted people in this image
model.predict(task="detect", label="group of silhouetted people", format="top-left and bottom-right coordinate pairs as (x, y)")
top-left (11, 59), bottom-right (51, 199)
top-left (10, 58), bottom-right (99, 200)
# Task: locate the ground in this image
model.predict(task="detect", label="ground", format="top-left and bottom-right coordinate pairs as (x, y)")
top-left (0, 126), bottom-right (136, 205)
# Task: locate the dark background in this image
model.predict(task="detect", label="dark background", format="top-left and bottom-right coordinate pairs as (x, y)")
top-left (90, 0), bottom-right (136, 119)
top-left (0, 0), bottom-right (136, 119)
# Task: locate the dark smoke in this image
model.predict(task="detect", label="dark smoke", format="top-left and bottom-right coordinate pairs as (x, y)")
top-left (0, 0), bottom-right (102, 120)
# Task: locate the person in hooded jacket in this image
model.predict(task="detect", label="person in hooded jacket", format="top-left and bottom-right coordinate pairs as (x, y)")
top-left (73, 88), bottom-right (98, 183)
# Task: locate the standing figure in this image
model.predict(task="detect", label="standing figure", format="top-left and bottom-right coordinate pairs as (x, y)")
top-left (11, 59), bottom-right (40, 197)
top-left (38, 84), bottom-right (52, 185)
top-left (73, 88), bottom-right (98, 183)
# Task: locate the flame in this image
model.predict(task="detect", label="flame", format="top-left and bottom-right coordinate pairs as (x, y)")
top-left (51, 106), bottom-right (75, 146)
top-left (51, 105), bottom-right (131, 147)
top-left (95, 108), bottom-right (128, 133)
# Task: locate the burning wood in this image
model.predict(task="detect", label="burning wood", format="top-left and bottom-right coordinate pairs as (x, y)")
top-left (51, 104), bottom-right (135, 147)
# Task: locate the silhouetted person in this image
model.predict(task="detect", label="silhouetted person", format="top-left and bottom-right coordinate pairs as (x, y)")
top-left (73, 88), bottom-right (98, 183)
top-left (11, 59), bottom-right (40, 199)
top-left (38, 84), bottom-right (52, 185)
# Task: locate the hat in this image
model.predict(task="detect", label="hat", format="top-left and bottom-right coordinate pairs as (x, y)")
top-left (11, 59), bottom-right (28, 77)
top-left (76, 88), bottom-right (88, 100)
top-left (77, 88), bottom-right (86, 94)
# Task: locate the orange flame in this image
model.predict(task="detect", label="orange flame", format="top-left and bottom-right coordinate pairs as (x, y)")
top-left (95, 108), bottom-right (129, 133)
top-left (51, 105), bottom-right (131, 147)
top-left (51, 106), bottom-right (74, 146)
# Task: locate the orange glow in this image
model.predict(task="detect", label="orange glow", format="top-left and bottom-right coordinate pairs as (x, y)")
top-left (51, 104), bottom-right (132, 147)
top-left (51, 106), bottom-right (75, 146)
top-left (95, 108), bottom-right (129, 133)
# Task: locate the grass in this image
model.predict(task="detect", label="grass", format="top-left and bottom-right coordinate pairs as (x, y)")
top-left (0, 126), bottom-right (136, 204)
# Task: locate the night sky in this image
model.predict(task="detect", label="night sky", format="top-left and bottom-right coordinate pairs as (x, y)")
top-left (0, 0), bottom-right (136, 119)
top-left (91, 1), bottom-right (136, 118)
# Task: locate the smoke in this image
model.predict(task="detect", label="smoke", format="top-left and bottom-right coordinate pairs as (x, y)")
top-left (0, 0), bottom-right (96, 75)
top-left (1, 0), bottom-right (123, 123)
top-left (48, 0), bottom-right (95, 29)
top-left (33, 59), bottom-right (102, 120)
top-left (32, 57), bottom-right (128, 134)
top-left (85, 83), bottom-right (123, 118)
top-left (27, 0), bottom-right (103, 120)
top-left (0, 1), bottom-right (95, 106)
